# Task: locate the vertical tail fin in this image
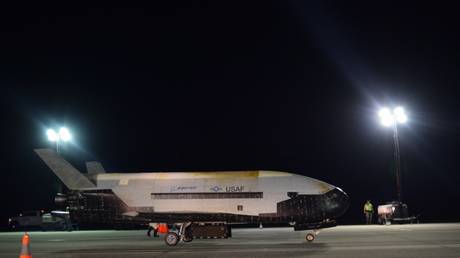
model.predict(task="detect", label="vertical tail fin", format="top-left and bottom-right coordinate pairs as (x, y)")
top-left (86, 161), bottom-right (106, 174)
top-left (34, 149), bottom-right (96, 190)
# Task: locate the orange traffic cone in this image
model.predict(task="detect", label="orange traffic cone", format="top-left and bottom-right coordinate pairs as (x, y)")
top-left (19, 232), bottom-right (32, 258)
top-left (158, 223), bottom-right (169, 234)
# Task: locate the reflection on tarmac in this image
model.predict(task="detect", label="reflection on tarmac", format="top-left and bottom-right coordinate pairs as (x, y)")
top-left (0, 224), bottom-right (459, 257)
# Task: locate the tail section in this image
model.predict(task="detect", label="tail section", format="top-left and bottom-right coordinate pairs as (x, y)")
top-left (86, 161), bottom-right (106, 174)
top-left (34, 149), bottom-right (96, 190)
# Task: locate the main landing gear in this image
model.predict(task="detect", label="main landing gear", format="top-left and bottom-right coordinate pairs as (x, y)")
top-left (305, 230), bottom-right (320, 243)
top-left (163, 222), bottom-right (192, 246)
top-left (179, 222), bottom-right (193, 243)
top-left (165, 231), bottom-right (180, 246)
top-left (162, 221), bottom-right (230, 246)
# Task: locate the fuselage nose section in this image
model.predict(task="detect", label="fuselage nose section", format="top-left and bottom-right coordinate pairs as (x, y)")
top-left (323, 187), bottom-right (350, 219)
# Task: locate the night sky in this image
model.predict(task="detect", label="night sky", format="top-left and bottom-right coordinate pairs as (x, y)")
top-left (1, 2), bottom-right (460, 227)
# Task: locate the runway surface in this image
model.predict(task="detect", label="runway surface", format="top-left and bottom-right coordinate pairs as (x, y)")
top-left (0, 223), bottom-right (459, 257)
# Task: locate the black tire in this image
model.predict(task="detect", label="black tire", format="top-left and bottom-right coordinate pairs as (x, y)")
top-left (306, 233), bottom-right (315, 242)
top-left (164, 232), bottom-right (180, 246)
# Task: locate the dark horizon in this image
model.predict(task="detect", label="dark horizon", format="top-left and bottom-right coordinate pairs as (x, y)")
top-left (1, 2), bottom-right (460, 227)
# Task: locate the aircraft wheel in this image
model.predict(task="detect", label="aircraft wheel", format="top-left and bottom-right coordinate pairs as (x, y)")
top-left (165, 232), bottom-right (180, 246)
top-left (306, 233), bottom-right (315, 242)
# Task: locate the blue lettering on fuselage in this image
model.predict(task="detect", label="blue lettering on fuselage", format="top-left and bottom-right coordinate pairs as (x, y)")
top-left (210, 186), bottom-right (245, 192)
top-left (226, 186), bottom-right (244, 192)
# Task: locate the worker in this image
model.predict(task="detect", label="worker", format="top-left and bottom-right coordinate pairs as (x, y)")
top-left (147, 223), bottom-right (159, 237)
top-left (363, 200), bottom-right (374, 224)
top-left (64, 212), bottom-right (72, 231)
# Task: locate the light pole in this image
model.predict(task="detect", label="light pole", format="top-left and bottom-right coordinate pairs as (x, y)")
top-left (46, 127), bottom-right (72, 154)
top-left (46, 127), bottom-right (72, 194)
top-left (378, 107), bottom-right (407, 203)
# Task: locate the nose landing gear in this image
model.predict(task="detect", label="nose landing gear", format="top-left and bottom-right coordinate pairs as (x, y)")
top-left (305, 229), bottom-right (320, 243)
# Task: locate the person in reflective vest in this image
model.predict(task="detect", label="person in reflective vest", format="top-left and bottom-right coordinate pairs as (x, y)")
top-left (363, 200), bottom-right (374, 224)
top-left (147, 223), bottom-right (159, 237)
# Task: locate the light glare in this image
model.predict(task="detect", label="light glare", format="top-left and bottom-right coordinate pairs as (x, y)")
top-left (393, 107), bottom-right (407, 123)
top-left (380, 116), bottom-right (394, 127)
top-left (59, 127), bottom-right (72, 141)
top-left (393, 106), bottom-right (405, 116)
top-left (46, 129), bottom-right (58, 142)
top-left (378, 106), bottom-right (408, 126)
top-left (378, 108), bottom-right (394, 126)
top-left (378, 108), bottom-right (391, 119)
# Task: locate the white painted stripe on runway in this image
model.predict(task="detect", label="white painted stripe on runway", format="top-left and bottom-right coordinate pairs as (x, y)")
top-left (327, 243), bottom-right (460, 251)
top-left (5, 243), bottom-right (460, 256)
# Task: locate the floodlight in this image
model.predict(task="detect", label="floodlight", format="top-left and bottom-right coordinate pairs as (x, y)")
top-left (376, 105), bottom-right (409, 203)
top-left (59, 127), bottom-right (72, 141)
top-left (393, 107), bottom-right (407, 123)
top-left (47, 129), bottom-right (59, 142)
top-left (378, 108), bottom-right (391, 119)
top-left (396, 114), bottom-right (407, 123)
top-left (393, 107), bottom-right (404, 116)
top-left (378, 108), bottom-right (394, 127)
top-left (380, 116), bottom-right (394, 127)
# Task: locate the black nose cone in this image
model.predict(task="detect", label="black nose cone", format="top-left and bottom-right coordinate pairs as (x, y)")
top-left (323, 187), bottom-right (350, 219)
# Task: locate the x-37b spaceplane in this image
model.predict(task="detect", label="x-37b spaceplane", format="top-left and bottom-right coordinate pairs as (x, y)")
top-left (35, 148), bottom-right (349, 246)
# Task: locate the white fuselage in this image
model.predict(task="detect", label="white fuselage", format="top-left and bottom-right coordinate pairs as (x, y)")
top-left (95, 171), bottom-right (335, 216)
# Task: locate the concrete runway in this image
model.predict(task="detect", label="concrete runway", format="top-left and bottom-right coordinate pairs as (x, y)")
top-left (0, 224), bottom-right (459, 257)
